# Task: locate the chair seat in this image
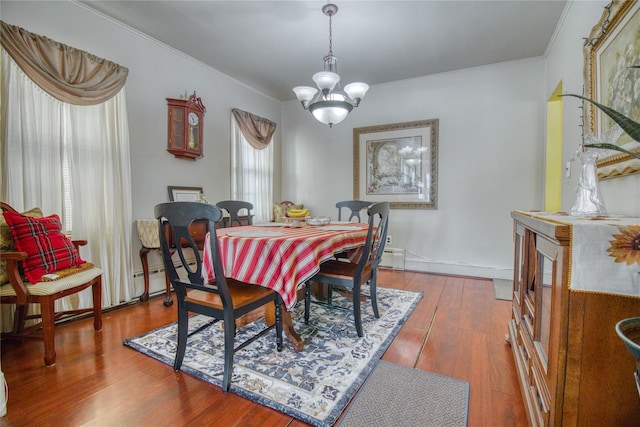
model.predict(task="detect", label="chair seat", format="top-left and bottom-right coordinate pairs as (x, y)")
top-left (0, 267), bottom-right (103, 297)
top-left (315, 260), bottom-right (373, 282)
top-left (186, 279), bottom-right (277, 310)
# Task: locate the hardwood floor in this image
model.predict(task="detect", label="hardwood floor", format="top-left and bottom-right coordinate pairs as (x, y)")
top-left (0, 271), bottom-right (527, 426)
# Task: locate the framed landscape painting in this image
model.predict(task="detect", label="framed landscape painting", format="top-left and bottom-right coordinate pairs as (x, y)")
top-left (353, 119), bottom-right (438, 209)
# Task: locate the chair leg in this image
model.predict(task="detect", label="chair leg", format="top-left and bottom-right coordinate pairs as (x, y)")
top-left (222, 313), bottom-right (236, 392)
top-left (327, 284), bottom-right (333, 305)
top-left (173, 303), bottom-right (188, 371)
top-left (163, 272), bottom-right (174, 307)
top-left (304, 281), bottom-right (311, 324)
top-left (139, 247), bottom-right (151, 302)
top-left (163, 249), bottom-right (175, 307)
top-left (370, 275), bottom-right (380, 319)
top-left (92, 277), bottom-right (103, 331)
top-left (353, 285), bottom-right (363, 338)
top-left (40, 296), bottom-right (57, 367)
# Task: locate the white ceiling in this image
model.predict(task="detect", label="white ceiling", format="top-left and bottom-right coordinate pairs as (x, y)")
top-left (79, 1), bottom-right (568, 101)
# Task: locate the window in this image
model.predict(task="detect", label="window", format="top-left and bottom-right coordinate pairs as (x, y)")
top-left (230, 111), bottom-right (275, 223)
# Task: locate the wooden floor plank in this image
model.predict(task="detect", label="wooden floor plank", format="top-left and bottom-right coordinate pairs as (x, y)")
top-left (0, 271), bottom-right (527, 426)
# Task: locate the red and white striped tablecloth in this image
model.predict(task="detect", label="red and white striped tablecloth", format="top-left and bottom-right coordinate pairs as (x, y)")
top-left (202, 223), bottom-right (369, 309)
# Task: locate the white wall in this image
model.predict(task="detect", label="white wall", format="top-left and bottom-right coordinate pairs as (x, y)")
top-left (2, 1), bottom-right (282, 296)
top-left (4, 0), bottom-right (635, 290)
top-left (546, 0), bottom-right (640, 217)
top-left (281, 60), bottom-right (546, 279)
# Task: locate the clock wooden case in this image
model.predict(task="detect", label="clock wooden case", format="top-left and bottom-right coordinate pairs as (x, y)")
top-left (166, 92), bottom-right (206, 160)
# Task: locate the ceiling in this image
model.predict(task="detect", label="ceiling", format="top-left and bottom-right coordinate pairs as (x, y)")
top-left (79, 1), bottom-right (568, 102)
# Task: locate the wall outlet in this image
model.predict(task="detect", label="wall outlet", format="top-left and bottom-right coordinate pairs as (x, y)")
top-left (386, 235), bottom-right (392, 245)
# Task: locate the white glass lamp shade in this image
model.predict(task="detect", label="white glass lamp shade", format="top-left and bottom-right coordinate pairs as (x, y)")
top-left (312, 71), bottom-right (340, 91)
top-left (344, 82), bottom-right (369, 104)
top-left (309, 100), bottom-right (353, 127)
top-left (293, 86), bottom-right (318, 103)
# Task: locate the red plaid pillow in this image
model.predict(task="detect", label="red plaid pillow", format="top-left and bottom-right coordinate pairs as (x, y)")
top-left (2, 211), bottom-right (85, 283)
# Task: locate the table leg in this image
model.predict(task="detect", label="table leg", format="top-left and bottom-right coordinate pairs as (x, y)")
top-left (265, 305), bottom-right (304, 352)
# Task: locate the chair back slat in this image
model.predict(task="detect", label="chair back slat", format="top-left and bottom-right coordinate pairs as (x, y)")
top-left (354, 201), bottom-right (390, 273)
top-left (336, 200), bottom-right (371, 222)
top-left (216, 200), bottom-right (254, 227)
top-left (155, 202), bottom-right (230, 303)
top-left (368, 202), bottom-right (390, 268)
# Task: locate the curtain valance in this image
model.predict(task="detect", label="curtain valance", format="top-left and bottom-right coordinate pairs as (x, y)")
top-left (231, 108), bottom-right (276, 150)
top-left (0, 21), bottom-right (128, 106)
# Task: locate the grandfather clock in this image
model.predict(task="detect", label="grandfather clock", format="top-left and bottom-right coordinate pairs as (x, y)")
top-left (166, 92), bottom-right (206, 160)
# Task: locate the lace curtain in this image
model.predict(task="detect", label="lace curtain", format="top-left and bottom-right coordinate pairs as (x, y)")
top-left (0, 22), bottom-right (134, 323)
top-left (230, 109), bottom-right (275, 223)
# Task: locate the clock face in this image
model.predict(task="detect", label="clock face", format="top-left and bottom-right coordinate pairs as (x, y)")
top-left (188, 112), bottom-right (199, 126)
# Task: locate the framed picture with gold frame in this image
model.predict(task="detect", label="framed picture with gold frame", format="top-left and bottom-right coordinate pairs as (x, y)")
top-left (353, 119), bottom-right (438, 209)
top-left (583, 0), bottom-right (640, 179)
top-left (168, 186), bottom-right (203, 202)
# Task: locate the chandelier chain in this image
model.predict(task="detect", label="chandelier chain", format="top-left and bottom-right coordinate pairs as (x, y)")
top-left (328, 12), bottom-right (333, 56)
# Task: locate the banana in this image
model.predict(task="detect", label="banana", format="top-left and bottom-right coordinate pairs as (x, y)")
top-left (287, 208), bottom-right (309, 218)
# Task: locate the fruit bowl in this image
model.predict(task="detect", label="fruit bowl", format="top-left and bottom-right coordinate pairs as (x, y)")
top-left (284, 216), bottom-right (308, 227)
top-left (307, 216), bottom-right (331, 226)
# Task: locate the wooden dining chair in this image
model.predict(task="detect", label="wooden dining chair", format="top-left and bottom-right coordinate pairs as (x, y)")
top-left (215, 200), bottom-right (254, 227)
top-left (304, 201), bottom-right (390, 337)
top-left (155, 201), bottom-right (283, 392)
top-left (336, 200), bottom-right (371, 222)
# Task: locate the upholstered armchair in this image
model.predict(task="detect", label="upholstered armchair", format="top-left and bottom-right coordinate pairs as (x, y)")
top-left (0, 202), bottom-right (103, 366)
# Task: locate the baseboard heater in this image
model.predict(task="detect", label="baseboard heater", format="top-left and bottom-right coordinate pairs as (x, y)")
top-left (380, 247), bottom-right (405, 270)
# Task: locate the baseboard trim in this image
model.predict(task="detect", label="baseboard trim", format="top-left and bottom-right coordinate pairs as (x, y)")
top-left (404, 259), bottom-right (512, 280)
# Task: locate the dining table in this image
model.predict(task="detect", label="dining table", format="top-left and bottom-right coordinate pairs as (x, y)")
top-left (201, 221), bottom-right (370, 351)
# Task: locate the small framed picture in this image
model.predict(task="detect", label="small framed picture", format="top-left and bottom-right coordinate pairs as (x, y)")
top-left (168, 186), bottom-right (203, 202)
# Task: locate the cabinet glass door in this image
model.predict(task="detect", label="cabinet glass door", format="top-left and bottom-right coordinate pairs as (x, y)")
top-left (513, 224), bottom-right (524, 306)
top-left (169, 106), bottom-right (184, 150)
top-left (537, 254), bottom-right (553, 369)
top-left (534, 235), bottom-right (556, 372)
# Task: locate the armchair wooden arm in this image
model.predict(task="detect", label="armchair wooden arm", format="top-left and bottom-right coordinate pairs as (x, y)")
top-left (0, 250), bottom-right (29, 304)
top-left (71, 239), bottom-right (88, 248)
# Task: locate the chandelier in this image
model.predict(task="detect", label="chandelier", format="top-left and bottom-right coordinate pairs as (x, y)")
top-left (293, 3), bottom-right (369, 127)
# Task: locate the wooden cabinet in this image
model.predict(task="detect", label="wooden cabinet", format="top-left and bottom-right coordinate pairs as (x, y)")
top-left (509, 211), bottom-right (640, 426)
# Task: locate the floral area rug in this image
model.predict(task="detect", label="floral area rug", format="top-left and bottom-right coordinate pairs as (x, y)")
top-left (123, 287), bottom-right (422, 427)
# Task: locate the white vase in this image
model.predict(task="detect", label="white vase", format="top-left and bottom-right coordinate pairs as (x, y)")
top-left (569, 149), bottom-right (606, 216)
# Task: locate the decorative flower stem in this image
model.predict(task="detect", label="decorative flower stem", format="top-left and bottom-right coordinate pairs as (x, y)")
top-left (561, 94), bottom-right (640, 142)
top-left (584, 143), bottom-right (640, 161)
top-left (561, 93), bottom-right (640, 160)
